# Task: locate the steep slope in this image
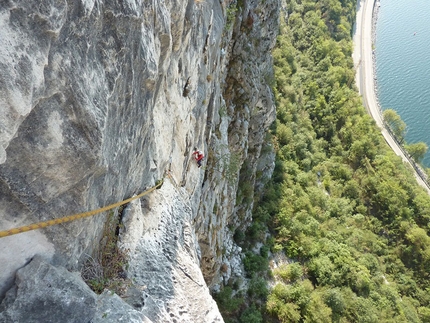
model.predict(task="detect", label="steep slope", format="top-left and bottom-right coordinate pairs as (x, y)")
top-left (0, 0), bottom-right (279, 321)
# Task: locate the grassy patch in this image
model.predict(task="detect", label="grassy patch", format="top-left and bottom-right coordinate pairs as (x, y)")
top-left (81, 209), bottom-right (130, 295)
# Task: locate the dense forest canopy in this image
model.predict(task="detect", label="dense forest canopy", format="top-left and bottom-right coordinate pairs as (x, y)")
top-left (215, 0), bottom-right (430, 322)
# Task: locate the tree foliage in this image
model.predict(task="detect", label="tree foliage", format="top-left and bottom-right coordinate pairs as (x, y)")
top-left (383, 108), bottom-right (407, 142)
top-left (264, 0), bottom-right (430, 321)
top-left (406, 142), bottom-right (428, 163)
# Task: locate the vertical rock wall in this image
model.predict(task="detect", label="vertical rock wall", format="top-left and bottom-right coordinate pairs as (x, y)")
top-left (0, 0), bottom-right (279, 319)
top-left (197, 0), bottom-right (279, 286)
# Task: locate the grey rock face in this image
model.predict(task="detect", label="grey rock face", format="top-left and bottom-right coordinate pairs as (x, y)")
top-left (118, 180), bottom-right (224, 323)
top-left (92, 291), bottom-right (152, 323)
top-left (0, 0), bottom-right (279, 320)
top-left (196, 0), bottom-right (280, 286)
top-left (0, 255), bottom-right (97, 323)
top-left (0, 256), bottom-right (153, 323)
top-left (0, 0), bottom-right (221, 295)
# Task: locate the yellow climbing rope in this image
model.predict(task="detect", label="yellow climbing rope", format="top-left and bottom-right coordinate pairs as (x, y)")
top-left (0, 180), bottom-right (163, 239)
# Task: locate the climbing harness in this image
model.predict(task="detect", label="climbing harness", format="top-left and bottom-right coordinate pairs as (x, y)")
top-left (0, 180), bottom-right (163, 238)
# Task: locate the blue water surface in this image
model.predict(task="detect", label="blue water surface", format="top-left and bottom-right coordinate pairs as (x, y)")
top-left (375, 0), bottom-right (430, 166)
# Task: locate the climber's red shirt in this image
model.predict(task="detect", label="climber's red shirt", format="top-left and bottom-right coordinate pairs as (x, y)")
top-left (193, 151), bottom-right (204, 161)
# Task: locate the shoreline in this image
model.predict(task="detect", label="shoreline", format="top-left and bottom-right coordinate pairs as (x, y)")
top-left (353, 0), bottom-right (430, 191)
top-left (371, 1), bottom-right (381, 113)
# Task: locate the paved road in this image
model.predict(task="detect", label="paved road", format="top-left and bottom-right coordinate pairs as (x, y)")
top-left (353, 0), bottom-right (430, 192)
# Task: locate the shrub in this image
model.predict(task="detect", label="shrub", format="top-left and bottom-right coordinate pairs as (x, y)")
top-left (81, 211), bottom-right (129, 295)
top-left (214, 286), bottom-right (244, 315)
top-left (239, 304), bottom-right (263, 323)
top-left (274, 262), bottom-right (303, 283)
top-left (243, 252), bottom-right (269, 277)
top-left (248, 276), bottom-right (268, 300)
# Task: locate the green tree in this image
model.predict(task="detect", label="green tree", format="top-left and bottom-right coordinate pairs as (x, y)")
top-left (405, 142), bottom-right (428, 163)
top-left (267, 292), bottom-right (301, 323)
top-left (274, 262), bottom-right (303, 283)
top-left (325, 288), bottom-right (346, 317)
top-left (418, 306), bottom-right (430, 322)
top-left (243, 252), bottom-right (268, 277)
top-left (248, 276), bottom-right (269, 300)
top-left (303, 291), bottom-right (332, 323)
top-left (239, 304), bottom-right (262, 323)
top-left (214, 286), bottom-right (244, 316)
top-left (383, 109), bottom-right (406, 142)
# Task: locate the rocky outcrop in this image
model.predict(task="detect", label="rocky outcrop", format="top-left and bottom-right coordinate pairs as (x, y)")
top-left (0, 0), bottom-right (279, 321)
top-left (118, 180), bottom-right (223, 322)
top-left (0, 255), bottom-right (151, 323)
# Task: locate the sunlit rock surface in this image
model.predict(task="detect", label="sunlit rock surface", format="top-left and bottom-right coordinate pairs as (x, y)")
top-left (0, 0), bottom-right (279, 320)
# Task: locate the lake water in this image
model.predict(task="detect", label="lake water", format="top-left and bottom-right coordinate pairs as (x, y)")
top-left (375, 0), bottom-right (430, 166)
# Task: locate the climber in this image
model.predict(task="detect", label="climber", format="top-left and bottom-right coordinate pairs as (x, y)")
top-left (192, 147), bottom-right (204, 168)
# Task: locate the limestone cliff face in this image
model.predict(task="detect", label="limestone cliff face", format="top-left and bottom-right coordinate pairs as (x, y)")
top-left (0, 0), bottom-right (279, 321)
top-left (197, 0), bottom-right (279, 286)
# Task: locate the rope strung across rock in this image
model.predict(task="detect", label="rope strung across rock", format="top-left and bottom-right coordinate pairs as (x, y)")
top-left (0, 180), bottom-right (163, 238)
